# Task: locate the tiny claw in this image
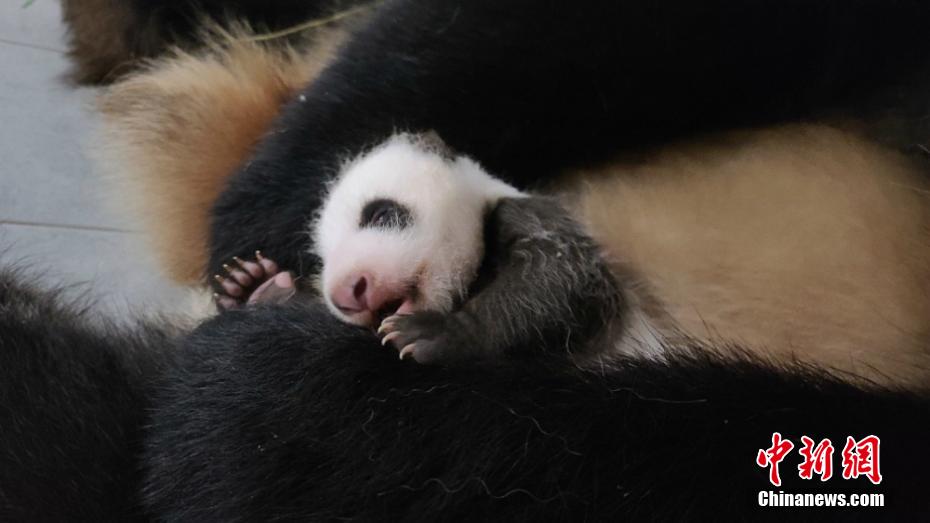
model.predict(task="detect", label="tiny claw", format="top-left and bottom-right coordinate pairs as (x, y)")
top-left (214, 274), bottom-right (226, 284)
top-left (255, 250), bottom-right (265, 261)
top-left (233, 256), bottom-right (246, 266)
top-left (399, 344), bottom-right (416, 360)
top-left (377, 321), bottom-right (396, 336)
top-left (222, 263), bottom-right (235, 274)
top-left (381, 331), bottom-right (402, 346)
top-left (212, 292), bottom-right (220, 300)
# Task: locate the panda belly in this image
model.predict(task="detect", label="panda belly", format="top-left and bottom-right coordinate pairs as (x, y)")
top-left (563, 124), bottom-right (930, 385)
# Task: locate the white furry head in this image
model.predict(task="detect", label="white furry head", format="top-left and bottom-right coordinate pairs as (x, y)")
top-left (313, 133), bottom-right (522, 327)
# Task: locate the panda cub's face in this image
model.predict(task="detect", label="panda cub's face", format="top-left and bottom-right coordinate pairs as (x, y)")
top-left (314, 133), bottom-right (521, 328)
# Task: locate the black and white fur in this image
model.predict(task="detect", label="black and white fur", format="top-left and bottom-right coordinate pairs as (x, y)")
top-left (311, 133), bottom-right (645, 366)
top-left (315, 134), bottom-right (523, 327)
top-left (77, 0), bottom-right (930, 376)
top-left (195, 0), bottom-right (930, 378)
top-left (301, 127), bottom-right (930, 381)
top-left (3, 0), bottom-right (928, 519)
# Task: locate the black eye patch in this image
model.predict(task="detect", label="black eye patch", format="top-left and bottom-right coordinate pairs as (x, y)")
top-left (359, 198), bottom-right (413, 229)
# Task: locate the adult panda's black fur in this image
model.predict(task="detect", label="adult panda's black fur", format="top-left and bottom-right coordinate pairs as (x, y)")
top-left (58, 0), bottom-right (359, 84)
top-left (1, 269), bottom-right (929, 520)
top-left (148, 302), bottom-right (930, 521)
top-left (0, 268), bottom-right (172, 521)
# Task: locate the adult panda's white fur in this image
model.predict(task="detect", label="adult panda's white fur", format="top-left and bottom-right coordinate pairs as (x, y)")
top-left (568, 127), bottom-right (930, 386)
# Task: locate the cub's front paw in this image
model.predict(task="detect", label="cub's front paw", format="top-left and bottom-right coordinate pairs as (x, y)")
top-left (378, 312), bottom-right (461, 364)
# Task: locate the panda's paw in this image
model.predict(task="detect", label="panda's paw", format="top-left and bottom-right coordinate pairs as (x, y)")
top-left (378, 312), bottom-right (460, 364)
top-left (213, 251), bottom-right (296, 311)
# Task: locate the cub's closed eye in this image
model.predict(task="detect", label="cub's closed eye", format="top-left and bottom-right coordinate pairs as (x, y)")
top-left (360, 198), bottom-right (413, 229)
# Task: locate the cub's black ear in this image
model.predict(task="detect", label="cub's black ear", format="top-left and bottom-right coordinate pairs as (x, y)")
top-left (415, 130), bottom-right (458, 161)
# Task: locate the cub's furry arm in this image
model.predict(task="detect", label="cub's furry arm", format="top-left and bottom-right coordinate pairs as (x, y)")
top-left (209, 0), bottom-right (930, 278)
top-left (380, 197), bottom-right (623, 365)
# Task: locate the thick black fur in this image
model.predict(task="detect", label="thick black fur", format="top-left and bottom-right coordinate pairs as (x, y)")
top-left (0, 269), bottom-right (173, 521)
top-left (126, 0), bottom-right (355, 30)
top-left (208, 0), bottom-right (930, 280)
top-left (2, 270), bottom-right (928, 520)
top-left (59, 0), bottom-right (362, 84)
top-left (153, 309), bottom-right (930, 520)
top-left (121, 0), bottom-right (365, 49)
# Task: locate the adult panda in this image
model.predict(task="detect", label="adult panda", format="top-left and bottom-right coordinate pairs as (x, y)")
top-left (4, 0), bottom-right (922, 519)
top-left (92, 1), bottom-right (930, 381)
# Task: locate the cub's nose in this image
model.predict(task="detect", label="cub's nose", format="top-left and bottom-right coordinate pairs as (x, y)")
top-left (331, 273), bottom-right (371, 314)
top-left (330, 273), bottom-right (408, 326)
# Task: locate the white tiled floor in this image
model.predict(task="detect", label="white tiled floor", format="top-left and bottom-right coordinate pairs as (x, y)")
top-left (0, 0), bottom-right (188, 317)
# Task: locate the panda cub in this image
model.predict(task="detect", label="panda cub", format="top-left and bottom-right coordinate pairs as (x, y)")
top-left (216, 132), bottom-right (636, 365)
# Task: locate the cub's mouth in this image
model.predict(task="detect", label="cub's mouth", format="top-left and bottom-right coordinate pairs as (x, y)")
top-left (330, 271), bottom-right (423, 329)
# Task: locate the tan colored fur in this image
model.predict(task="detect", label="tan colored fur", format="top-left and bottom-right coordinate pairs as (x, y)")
top-left (98, 39), bottom-right (930, 385)
top-left (569, 126), bottom-right (930, 385)
top-left (97, 31), bottom-right (343, 284)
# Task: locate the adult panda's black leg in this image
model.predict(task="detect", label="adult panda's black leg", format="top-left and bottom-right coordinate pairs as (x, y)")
top-left (0, 268), bottom-right (172, 521)
top-left (143, 302), bottom-right (383, 520)
top-left (146, 299), bottom-right (930, 520)
top-left (209, 0), bottom-right (930, 279)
